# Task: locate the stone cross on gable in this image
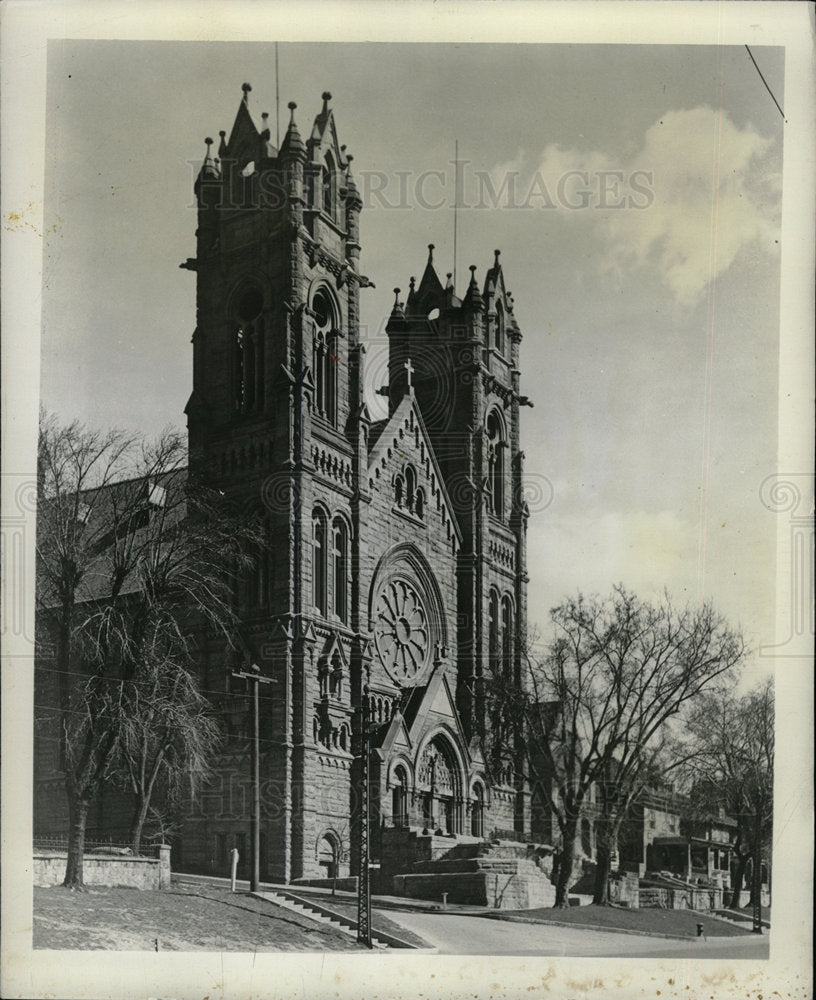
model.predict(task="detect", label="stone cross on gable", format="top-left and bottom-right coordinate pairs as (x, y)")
top-left (404, 358), bottom-right (414, 392)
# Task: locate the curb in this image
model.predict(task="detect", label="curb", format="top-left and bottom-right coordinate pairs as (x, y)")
top-left (469, 912), bottom-right (751, 942)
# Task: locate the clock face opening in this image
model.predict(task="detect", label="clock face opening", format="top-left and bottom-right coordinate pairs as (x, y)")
top-left (373, 577), bottom-right (431, 684)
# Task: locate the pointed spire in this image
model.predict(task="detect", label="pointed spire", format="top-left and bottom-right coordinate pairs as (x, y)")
top-left (345, 152), bottom-right (362, 210)
top-left (414, 242), bottom-right (444, 309)
top-left (391, 287), bottom-right (404, 318)
top-left (218, 130), bottom-right (227, 158)
top-left (242, 82), bottom-right (252, 104)
top-left (198, 136), bottom-right (219, 180)
top-left (279, 101), bottom-right (306, 160)
top-left (462, 264), bottom-right (484, 311)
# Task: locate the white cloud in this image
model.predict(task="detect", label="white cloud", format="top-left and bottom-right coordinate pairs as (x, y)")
top-left (489, 108), bottom-right (781, 307)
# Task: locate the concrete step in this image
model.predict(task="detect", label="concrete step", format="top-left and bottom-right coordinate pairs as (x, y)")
top-left (257, 890), bottom-right (391, 949)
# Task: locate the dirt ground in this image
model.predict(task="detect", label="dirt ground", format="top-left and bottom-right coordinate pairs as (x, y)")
top-left (34, 882), bottom-right (367, 951)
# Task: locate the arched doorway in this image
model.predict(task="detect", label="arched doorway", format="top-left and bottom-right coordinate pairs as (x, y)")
top-left (318, 834), bottom-right (339, 879)
top-left (417, 735), bottom-right (462, 836)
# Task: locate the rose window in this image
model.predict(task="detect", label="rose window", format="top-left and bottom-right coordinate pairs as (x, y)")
top-left (374, 579), bottom-right (430, 682)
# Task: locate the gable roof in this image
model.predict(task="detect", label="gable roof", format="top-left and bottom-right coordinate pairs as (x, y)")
top-left (366, 393), bottom-right (462, 546)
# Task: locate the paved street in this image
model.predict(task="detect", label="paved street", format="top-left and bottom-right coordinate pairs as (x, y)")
top-left (377, 909), bottom-right (771, 959)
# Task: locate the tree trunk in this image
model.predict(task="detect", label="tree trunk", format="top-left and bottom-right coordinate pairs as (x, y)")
top-left (553, 818), bottom-right (579, 908)
top-left (592, 842), bottom-right (612, 905)
top-left (63, 792), bottom-right (91, 888)
top-left (729, 852), bottom-right (748, 909)
top-left (129, 793), bottom-right (151, 856)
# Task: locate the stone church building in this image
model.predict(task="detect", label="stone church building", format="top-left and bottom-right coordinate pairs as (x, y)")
top-left (181, 86), bottom-right (534, 890)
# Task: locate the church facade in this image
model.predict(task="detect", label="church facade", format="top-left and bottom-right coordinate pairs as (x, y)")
top-left (177, 87), bottom-right (531, 884)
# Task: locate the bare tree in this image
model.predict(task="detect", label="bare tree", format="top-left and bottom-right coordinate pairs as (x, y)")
top-left (36, 413), bottom-right (256, 886)
top-left (680, 676), bottom-right (774, 909)
top-left (487, 585), bottom-right (746, 907)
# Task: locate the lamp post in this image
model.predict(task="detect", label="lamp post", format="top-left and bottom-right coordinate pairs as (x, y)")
top-left (231, 662), bottom-right (276, 893)
top-left (357, 684), bottom-right (372, 948)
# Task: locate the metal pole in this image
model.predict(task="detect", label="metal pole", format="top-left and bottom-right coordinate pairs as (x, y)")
top-left (232, 662), bottom-right (276, 895)
top-left (250, 665), bottom-right (260, 893)
top-left (751, 813), bottom-right (763, 934)
top-left (357, 685), bottom-right (372, 947)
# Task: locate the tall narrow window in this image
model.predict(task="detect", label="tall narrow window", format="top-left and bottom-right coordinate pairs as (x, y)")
top-left (332, 520), bottom-right (348, 623)
top-left (486, 410), bottom-right (506, 518)
top-left (488, 590), bottom-right (500, 674)
top-left (312, 288), bottom-right (337, 425)
top-left (312, 512), bottom-right (327, 616)
top-left (501, 596), bottom-right (513, 679)
top-left (234, 286), bottom-right (265, 413)
top-left (471, 784), bottom-right (485, 838)
top-left (495, 300), bottom-right (505, 353)
top-left (322, 153), bottom-right (335, 218)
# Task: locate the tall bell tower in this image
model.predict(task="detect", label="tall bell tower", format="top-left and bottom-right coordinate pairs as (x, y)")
top-left (385, 245), bottom-right (531, 816)
top-left (183, 86), bottom-right (373, 881)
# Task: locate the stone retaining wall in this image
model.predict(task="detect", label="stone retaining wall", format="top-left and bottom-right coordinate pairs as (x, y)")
top-left (33, 846), bottom-right (171, 890)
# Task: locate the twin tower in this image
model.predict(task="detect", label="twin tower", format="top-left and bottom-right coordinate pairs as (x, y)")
top-left (184, 86), bottom-right (532, 882)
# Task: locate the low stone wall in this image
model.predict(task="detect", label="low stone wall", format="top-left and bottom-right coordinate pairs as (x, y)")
top-left (393, 867), bottom-right (556, 909)
top-left (34, 846), bottom-right (171, 890)
top-left (638, 883), bottom-right (723, 911)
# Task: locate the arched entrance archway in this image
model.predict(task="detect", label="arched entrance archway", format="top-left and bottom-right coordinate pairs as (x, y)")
top-left (317, 833), bottom-right (339, 879)
top-left (417, 734), bottom-right (463, 836)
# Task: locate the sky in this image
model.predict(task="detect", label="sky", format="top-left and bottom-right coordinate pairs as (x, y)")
top-left (40, 39), bottom-right (786, 679)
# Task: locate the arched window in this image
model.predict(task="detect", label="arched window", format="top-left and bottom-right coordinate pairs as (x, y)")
top-left (311, 288), bottom-right (337, 424)
top-left (486, 410), bottom-right (506, 519)
top-left (312, 511), bottom-right (328, 616)
top-left (404, 466), bottom-right (417, 513)
top-left (414, 488), bottom-right (425, 520)
top-left (494, 300), bottom-right (505, 353)
top-left (233, 286), bottom-right (265, 413)
top-left (332, 520), bottom-right (348, 623)
top-left (322, 153), bottom-right (335, 218)
top-left (488, 590), bottom-right (500, 674)
top-left (501, 595), bottom-right (513, 679)
top-left (471, 783), bottom-right (485, 838)
top-left (394, 474), bottom-right (404, 508)
top-left (392, 765), bottom-right (409, 828)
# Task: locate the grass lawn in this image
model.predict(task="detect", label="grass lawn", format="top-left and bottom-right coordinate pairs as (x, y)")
top-left (481, 904), bottom-right (757, 938)
top-left (34, 883), bottom-right (368, 951)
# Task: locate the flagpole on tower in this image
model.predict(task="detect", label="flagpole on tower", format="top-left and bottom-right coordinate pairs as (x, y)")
top-left (275, 42), bottom-right (280, 147)
top-left (453, 139), bottom-right (459, 290)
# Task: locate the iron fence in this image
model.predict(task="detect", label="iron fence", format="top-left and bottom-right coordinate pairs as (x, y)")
top-left (33, 833), bottom-right (161, 858)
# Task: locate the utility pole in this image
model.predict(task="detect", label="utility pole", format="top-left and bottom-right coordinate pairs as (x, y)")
top-left (357, 684), bottom-right (372, 948)
top-left (751, 812), bottom-right (763, 934)
top-left (231, 662), bottom-right (276, 893)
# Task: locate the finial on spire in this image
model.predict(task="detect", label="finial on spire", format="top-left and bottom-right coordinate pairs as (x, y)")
top-left (322, 91), bottom-right (332, 113)
top-left (346, 153), bottom-right (353, 163)
top-left (262, 112), bottom-right (269, 124)
top-left (242, 82), bottom-right (252, 103)
top-left (446, 272), bottom-right (453, 290)
top-left (409, 276), bottom-right (416, 292)
top-left (288, 101), bottom-right (297, 121)
top-left (494, 249), bottom-right (501, 266)
top-left (469, 264), bottom-right (477, 281)
top-left (427, 243), bottom-right (435, 264)
top-left (205, 137), bottom-right (213, 151)
top-left (393, 288), bottom-right (401, 307)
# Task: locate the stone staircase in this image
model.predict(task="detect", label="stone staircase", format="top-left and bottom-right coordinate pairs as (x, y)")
top-left (255, 888), bottom-right (394, 948)
top-left (391, 839), bottom-right (556, 909)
